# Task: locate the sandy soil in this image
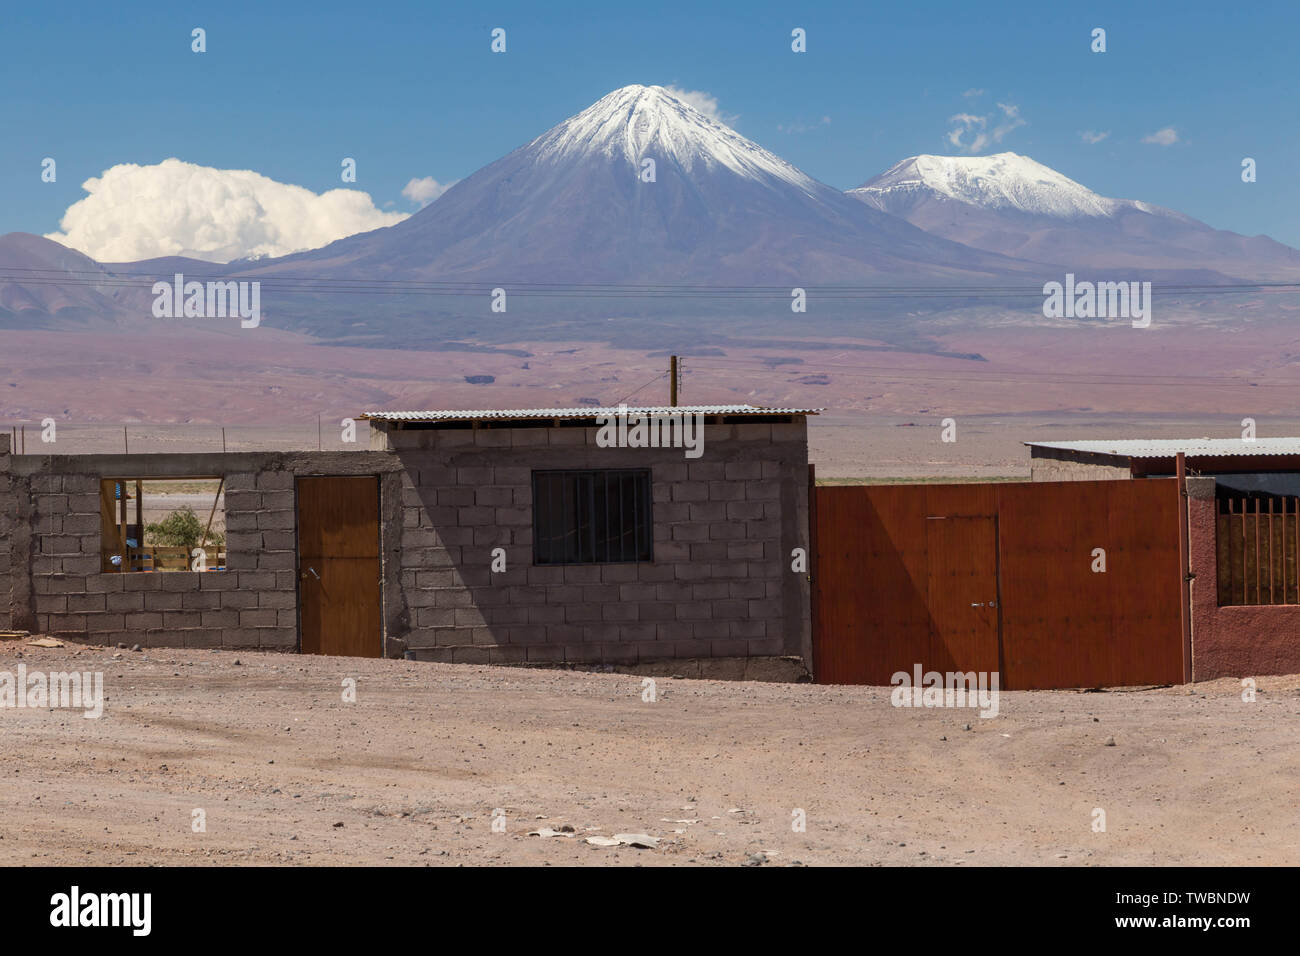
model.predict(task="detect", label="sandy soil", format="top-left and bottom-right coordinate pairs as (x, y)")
top-left (2, 642), bottom-right (1297, 866)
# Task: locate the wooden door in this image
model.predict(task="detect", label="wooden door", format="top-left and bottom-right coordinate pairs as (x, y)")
top-left (925, 515), bottom-right (1001, 676)
top-left (297, 476), bottom-right (382, 657)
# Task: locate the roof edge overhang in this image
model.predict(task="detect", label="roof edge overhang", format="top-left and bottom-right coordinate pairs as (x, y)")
top-left (360, 405), bottom-right (823, 426)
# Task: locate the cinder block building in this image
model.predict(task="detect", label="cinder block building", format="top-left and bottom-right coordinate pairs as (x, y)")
top-left (0, 406), bottom-right (815, 672)
top-left (0, 439), bottom-right (397, 652)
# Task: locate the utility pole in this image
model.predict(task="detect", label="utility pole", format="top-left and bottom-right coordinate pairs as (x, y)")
top-left (1176, 451), bottom-right (1192, 683)
top-left (669, 355), bottom-right (679, 406)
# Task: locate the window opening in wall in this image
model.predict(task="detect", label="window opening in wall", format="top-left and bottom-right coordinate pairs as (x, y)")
top-left (532, 469), bottom-right (653, 565)
top-left (100, 478), bottom-right (226, 572)
top-left (1216, 490), bottom-right (1300, 606)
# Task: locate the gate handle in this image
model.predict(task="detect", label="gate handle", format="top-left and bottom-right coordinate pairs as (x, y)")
top-left (302, 566), bottom-right (320, 581)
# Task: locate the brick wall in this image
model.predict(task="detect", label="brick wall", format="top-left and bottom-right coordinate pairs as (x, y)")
top-left (382, 420), bottom-right (811, 666)
top-left (1187, 476), bottom-right (1300, 679)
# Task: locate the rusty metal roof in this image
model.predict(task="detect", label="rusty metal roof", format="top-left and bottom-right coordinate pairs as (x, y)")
top-left (361, 404), bottom-right (822, 423)
top-left (1025, 438), bottom-right (1300, 459)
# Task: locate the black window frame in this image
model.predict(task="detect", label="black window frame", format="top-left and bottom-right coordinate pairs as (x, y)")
top-left (531, 468), bottom-right (654, 565)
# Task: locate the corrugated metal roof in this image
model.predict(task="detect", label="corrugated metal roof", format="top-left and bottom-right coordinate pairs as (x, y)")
top-left (361, 404), bottom-right (822, 423)
top-left (1025, 438), bottom-right (1300, 459)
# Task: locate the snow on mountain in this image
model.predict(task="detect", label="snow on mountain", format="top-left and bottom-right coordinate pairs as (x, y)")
top-left (851, 152), bottom-right (1121, 219)
top-left (9, 91), bottom-right (1298, 339)
top-left (527, 85), bottom-right (820, 195)
top-left (251, 84), bottom-right (1018, 287)
top-left (849, 152), bottom-right (1300, 278)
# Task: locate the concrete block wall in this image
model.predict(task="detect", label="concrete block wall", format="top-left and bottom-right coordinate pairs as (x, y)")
top-left (1030, 449), bottom-right (1131, 482)
top-left (5, 450), bottom-right (398, 650)
top-left (2, 425), bottom-right (811, 666)
top-left (383, 420), bottom-right (811, 666)
top-left (0, 433), bottom-right (13, 630)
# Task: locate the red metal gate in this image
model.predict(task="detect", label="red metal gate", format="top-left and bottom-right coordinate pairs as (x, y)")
top-left (811, 480), bottom-right (1183, 689)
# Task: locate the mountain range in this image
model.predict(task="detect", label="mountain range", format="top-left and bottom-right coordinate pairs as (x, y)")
top-left (246, 85), bottom-right (1020, 287)
top-left (3, 84), bottom-right (1297, 338)
top-left (850, 152), bottom-right (1300, 278)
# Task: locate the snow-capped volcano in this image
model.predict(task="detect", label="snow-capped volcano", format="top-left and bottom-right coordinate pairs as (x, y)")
top-left (849, 151), bottom-right (1300, 278)
top-left (250, 84), bottom-right (1018, 286)
top-left (852, 152), bottom-right (1118, 219)
top-left (10, 89), bottom-right (1298, 338)
top-left (528, 85), bottom-right (819, 195)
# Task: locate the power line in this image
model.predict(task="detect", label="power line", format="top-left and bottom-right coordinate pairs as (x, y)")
top-left (690, 355), bottom-right (1248, 380)
top-left (613, 371), bottom-right (669, 405)
top-left (684, 358), bottom-right (1276, 389)
top-left (2, 267), bottom-right (1299, 300)
top-left (8, 263), bottom-right (1300, 291)
top-left (2, 282), bottom-right (1294, 302)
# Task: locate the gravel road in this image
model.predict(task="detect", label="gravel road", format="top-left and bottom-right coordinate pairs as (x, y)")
top-left (2, 643), bottom-right (1296, 866)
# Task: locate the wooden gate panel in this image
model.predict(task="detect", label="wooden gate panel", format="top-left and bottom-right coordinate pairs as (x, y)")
top-left (996, 481), bottom-right (1117, 688)
top-left (811, 486), bottom-right (930, 685)
top-left (812, 479), bottom-right (1182, 689)
top-left (1104, 480), bottom-right (1182, 684)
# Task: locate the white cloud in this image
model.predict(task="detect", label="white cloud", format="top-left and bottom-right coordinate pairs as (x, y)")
top-left (992, 103), bottom-right (1027, 141)
top-left (663, 85), bottom-right (738, 126)
top-left (946, 102), bottom-right (1026, 153)
top-left (1080, 130), bottom-right (1110, 144)
top-left (402, 176), bottom-right (456, 207)
top-left (1142, 126), bottom-right (1179, 146)
top-left (45, 158), bottom-right (409, 263)
top-left (962, 88), bottom-right (986, 98)
top-left (947, 113), bottom-right (987, 150)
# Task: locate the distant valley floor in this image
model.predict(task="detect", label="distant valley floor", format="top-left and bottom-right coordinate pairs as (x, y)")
top-left (3, 319), bottom-right (1299, 475)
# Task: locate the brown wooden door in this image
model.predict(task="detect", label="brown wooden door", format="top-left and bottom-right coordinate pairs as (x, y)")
top-left (924, 515), bottom-right (1000, 677)
top-left (297, 476), bottom-right (382, 657)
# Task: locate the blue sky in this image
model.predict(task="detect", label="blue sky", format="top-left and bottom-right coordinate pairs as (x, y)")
top-left (5, 0), bottom-right (1299, 251)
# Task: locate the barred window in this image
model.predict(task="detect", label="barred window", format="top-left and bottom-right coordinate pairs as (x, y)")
top-left (532, 469), bottom-right (653, 565)
top-left (1217, 493), bottom-right (1300, 606)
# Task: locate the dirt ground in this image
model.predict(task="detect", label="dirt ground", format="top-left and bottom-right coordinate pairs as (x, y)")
top-left (3, 642), bottom-right (1297, 867)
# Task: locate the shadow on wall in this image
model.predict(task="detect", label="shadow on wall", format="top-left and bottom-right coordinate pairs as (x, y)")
top-left (385, 423), bottom-right (808, 667)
